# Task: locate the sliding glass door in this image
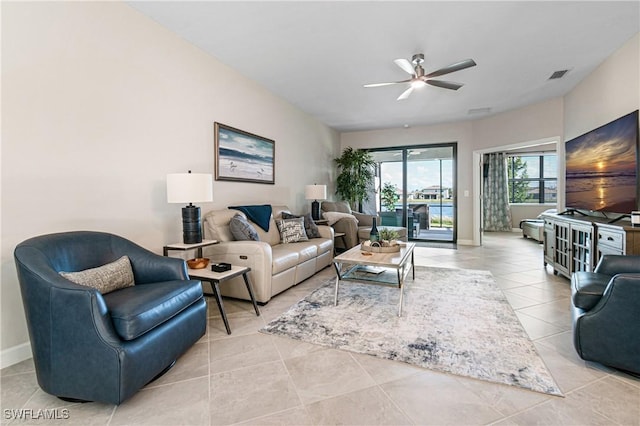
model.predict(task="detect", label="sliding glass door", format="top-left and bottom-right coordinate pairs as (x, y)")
top-left (366, 144), bottom-right (456, 242)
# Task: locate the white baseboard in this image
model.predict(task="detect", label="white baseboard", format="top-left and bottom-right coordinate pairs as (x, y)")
top-left (456, 239), bottom-right (475, 246)
top-left (1, 342), bottom-right (32, 369)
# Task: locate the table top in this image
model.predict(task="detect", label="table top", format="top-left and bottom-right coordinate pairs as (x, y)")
top-left (334, 243), bottom-right (415, 268)
top-left (187, 264), bottom-right (249, 281)
top-left (164, 239), bottom-right (219, 250)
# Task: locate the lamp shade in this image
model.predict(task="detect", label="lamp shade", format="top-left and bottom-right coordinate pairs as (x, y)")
top-left (167, 173), bottom-right (213, 204)
top-left (305, 184), bottom-right (327, 201)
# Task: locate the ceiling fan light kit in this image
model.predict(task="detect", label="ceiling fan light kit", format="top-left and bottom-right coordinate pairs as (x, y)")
top-left (364, 53), bottom-right (477, 100)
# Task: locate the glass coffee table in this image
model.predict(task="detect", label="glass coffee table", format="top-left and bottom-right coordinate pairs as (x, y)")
top-left (332, 242), bottom-right (416, 316)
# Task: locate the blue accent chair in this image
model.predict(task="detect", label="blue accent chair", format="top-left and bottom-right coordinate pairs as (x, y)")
top-left (14, 231), bottom-right (207, 404)
top-left (571, 255), bottom-right (640, 376)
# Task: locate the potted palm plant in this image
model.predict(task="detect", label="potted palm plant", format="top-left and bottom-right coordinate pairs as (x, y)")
top-left (334, 147), bottom-right (376, 211)
top-left (380, 182), bottom-right (400, 225)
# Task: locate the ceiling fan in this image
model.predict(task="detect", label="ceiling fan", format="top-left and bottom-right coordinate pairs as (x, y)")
top-left (364, 53), bottom-right (477, 101)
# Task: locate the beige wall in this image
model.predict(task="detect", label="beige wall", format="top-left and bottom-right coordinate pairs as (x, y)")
top-left (1, 2), bottom-right (339, 366)
top-left (564, 34), bottom-right (639, 142)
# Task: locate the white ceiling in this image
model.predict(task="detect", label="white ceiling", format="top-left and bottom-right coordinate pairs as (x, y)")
top-left (128, 1), bottom-right (639, 133)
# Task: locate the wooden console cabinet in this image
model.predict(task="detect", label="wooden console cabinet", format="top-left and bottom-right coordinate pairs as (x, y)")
top-left (541, 213), bottom-right (640, 279)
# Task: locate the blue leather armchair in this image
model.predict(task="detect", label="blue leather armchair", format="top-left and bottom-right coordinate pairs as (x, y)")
top-left (14, 231), bottom-right (207, 404)
top-left (571, 255), bottom-right (640, 376)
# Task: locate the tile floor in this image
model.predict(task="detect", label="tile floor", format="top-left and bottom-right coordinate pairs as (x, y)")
top-left (2, 232), bottom-right (639, 425)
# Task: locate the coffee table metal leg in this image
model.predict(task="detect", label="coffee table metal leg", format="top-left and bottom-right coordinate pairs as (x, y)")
top-left (211, 280), bottom-right (231, 335)
top-left (242, 273), bottom-right (260, 317)
top-left (332, 261), bottom-right (342, 306)
top-left (411, 251), bottom-right (415, 280)
top-left (399, 277), bottom-right (404, 317)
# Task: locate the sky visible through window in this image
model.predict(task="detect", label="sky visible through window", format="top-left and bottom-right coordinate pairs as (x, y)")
top-left (380, 160), bottom-right (453, 193)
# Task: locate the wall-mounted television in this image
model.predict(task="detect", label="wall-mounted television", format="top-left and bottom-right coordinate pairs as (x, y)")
top-left (565, 110), bottom-right (639, 215)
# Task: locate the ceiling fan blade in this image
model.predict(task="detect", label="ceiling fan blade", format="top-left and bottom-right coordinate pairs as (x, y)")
top-left (397, 86), bottom-right (414, 100)
top-left (394, 59), bottom-right (415, 75)
top-left (426, 80), bottom-right (464, 90)
top-left (425, 59), bottom-right (477, 78)
top-left (363, 79), bottom-right (412, 88)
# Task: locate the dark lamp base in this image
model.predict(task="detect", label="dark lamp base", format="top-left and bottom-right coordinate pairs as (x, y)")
top-left (182, 206), bottom-right (202, 244)
top-left (311, 200), bottom-right (321, 221)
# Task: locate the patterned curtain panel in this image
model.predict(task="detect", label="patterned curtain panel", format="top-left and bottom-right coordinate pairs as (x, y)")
top-left (483, 153), bottom-right (513, 231)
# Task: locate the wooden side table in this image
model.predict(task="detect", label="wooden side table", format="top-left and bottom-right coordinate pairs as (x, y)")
top-left (187, 265), bottom-right (260, 335)
top-left (163, 239), bottom-right (219, 258)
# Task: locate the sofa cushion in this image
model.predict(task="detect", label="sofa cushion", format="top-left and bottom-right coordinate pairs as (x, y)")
top-left (282, 212), bottom-right (321, 238)
top-left (203, 209), bottom-right (239, 242)
top-left (289, 241), bottom-right (320, 262)
top-left (309, 237), bottom-right (333, 255)
top-left (229, 214), bottom-right (260, 241)
top-left (59, 255), bottom-right (134, 295)
top-left (571, 272), bottom-right (610, 311)
top-left (270, 246), bottom-right (300, 274)
top-left (229, 205), bottom-right (272, 232)
top-left (103, 280), bottom-right (203, 341)
top-left (276, 217), bottom-right (309, 243)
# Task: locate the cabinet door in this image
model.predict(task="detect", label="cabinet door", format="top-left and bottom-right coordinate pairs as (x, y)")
top-left (570, 224), bottom-right (593, 273)
top-left (553, 221), bottom-right (570, 277)
top-left (543, 219), bottom-right (555, 267)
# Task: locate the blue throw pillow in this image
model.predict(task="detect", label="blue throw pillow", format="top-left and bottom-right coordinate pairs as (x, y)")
top-left (228, 205), bottom-right (272, 232)
top-left (229, 214), bottom-right (260, 241)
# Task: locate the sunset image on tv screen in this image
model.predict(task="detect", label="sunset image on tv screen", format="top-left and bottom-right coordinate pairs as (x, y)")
top-left (565, 111), bottom-right (639, 213)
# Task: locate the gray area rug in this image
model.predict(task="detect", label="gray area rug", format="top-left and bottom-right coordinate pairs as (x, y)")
top-left (261, 266), bottom-right (563, 396)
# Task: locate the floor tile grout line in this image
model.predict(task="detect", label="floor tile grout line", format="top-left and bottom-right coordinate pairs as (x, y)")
top-left (515, 309), bottom-right (570, 329)
top-left (267, 333), bottom-right (309, 421)
top-left (345, 350), bottom-right (419, 425)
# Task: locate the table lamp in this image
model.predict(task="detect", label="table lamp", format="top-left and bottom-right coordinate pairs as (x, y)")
top-left (305, 184), bottom-right (327, 220)
top-left (167, 171), bottom-right (213, 244)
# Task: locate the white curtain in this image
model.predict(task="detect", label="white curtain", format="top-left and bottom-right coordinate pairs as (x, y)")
top-left (483, 153), bottom-right (513, 231)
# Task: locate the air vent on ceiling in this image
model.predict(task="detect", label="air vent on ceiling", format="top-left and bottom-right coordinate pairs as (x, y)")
top-left (549, 70), bottom-right (569, 80)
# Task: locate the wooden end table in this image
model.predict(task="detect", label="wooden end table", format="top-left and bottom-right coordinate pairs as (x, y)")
top-left (163, 239), bottom-right (219, 258)
top-left (187, 265), bottom-right (260, 335)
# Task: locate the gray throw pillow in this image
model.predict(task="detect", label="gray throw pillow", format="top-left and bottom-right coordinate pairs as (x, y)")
top-left (276, 217), bottom-right (309, 243)
top-left (229, 213), bottom-right (260, 241)
top-left (282, 212), bottom-right (322, 238)
top-left (59, 255), bottom-right (134, 295)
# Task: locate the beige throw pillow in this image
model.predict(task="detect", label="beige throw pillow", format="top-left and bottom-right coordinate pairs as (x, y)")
top-left (276, 217), bottom-right (309, 243)
top-left (60, 255), bottom-right (135, 294)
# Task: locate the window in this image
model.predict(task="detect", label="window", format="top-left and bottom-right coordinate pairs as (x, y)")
top-left (507, 154), bottom-right (557, 204)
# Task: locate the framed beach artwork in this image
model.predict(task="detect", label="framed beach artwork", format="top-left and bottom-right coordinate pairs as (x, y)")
top-left (214, 122), bottom-right (275, 184)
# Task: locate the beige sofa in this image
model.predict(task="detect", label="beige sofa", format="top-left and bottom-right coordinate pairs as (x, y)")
top-left (321, 201), bottom-right (407, 250)
top-left (201, 205), bottom-right (334, 303)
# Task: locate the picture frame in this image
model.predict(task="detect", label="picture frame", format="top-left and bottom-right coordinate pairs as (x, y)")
top-left (214, 122), bottom-right (275, 184)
